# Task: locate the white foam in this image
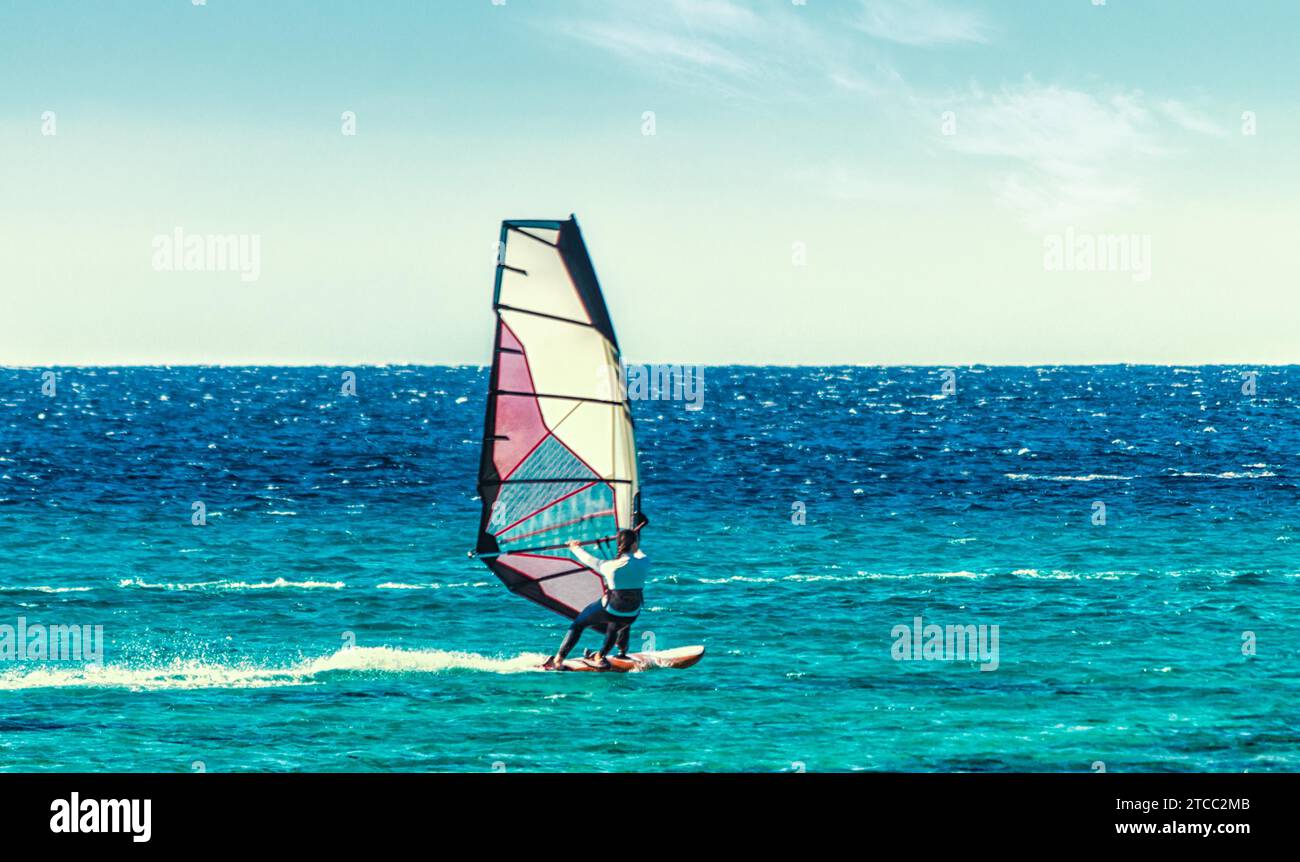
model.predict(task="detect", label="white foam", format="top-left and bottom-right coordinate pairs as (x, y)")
top-left (1004, 473), bottom-right (1133, 482)
top-left (856, 570), bottom-right (988, 580)
top-left (0, 647), bottom-right (549, 691)
top-left (302, 647), bottom-right (545, 675)
top-left (1010, 569), bottom-right (1124, 580)
top-left (118, 577), bottom-right (345, 591)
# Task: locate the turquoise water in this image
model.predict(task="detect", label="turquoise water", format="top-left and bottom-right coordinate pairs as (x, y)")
top-left (1, 366), bottom-right (1298, 771)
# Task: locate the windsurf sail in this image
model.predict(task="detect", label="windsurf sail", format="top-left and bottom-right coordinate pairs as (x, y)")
top-left (474, 216), bottom-right (640, 619)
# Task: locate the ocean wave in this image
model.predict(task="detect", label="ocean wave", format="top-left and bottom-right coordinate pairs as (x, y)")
top-left (858, 571), bottom-right (988, 580)
top-left (6, 579), bottom-right (490, 594)
top-left (1009, 569), bottom-right (1124, 580)
top-left (117, 577), bottom-right (345, 591)
top-left (1004, 473), bottom-right (1133, 482)
top-left (846, 569), bottom-right (1131, 581)
top-left (1004, 470), bottom-right (1279, 482)
top-left (0, 647), bottom-right (548, 691)
top-left (699, 569), bottom-right (1138, 583)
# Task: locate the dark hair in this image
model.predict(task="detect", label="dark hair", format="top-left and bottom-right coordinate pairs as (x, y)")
top-left (616, 529), bottom-right (639, 555)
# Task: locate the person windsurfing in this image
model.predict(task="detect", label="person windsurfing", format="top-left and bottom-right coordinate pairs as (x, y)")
top-left (543, 515), bottom-right (648, 670)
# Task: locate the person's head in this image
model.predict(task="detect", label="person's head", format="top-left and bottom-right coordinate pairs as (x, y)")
top-left (616, 529), bottom-right (639, 555)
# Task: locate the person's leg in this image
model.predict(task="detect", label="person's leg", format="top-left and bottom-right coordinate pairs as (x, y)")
top-left (598, 622), bottom-right (623, 658)
top-left (615, 621), bottom-right (633, 656)
top-left (553, 624), bottom-right (584, 663)
top-left (555, 601), bottom-right (602, 661)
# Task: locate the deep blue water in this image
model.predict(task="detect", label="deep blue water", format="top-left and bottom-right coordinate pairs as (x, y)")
top-left (1, 365), bottom-right (1297, 772)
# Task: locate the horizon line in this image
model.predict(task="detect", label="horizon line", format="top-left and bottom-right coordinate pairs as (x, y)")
top-left (3, 361), bottom-right (1298, 370)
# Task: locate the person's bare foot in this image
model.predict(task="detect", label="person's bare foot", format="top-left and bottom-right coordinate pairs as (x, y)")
top-left (542, 655), bottom-right (566, 670)
top-left (589, 654), bottom-right (612, 669)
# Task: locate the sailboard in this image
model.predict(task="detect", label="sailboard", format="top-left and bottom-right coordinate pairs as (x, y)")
top-left (473, 216), bottom-right (641, 618)
top-left (558, 645), bottom-right (707, 673)
top-left (472, 216), bottom-right (705, 673)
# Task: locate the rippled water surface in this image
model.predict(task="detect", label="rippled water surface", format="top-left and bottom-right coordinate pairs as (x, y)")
top-left (1, 366), bottom-right (1297, 771)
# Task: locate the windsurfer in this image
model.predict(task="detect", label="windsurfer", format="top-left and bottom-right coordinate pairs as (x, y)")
top-left (544, 519), bottom-right (648, 670)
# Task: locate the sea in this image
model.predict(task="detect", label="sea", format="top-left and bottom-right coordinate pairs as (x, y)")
top-left (1, 365), bottom-right (1297, 772)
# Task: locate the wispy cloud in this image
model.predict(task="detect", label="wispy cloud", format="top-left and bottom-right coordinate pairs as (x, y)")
top-left (827, 60), bottom-right (911, 100)
top-left (788, 161), bottom-right (948, 206)
top-left (554, 0), bottom-right (779, 90)
top-left (855, 0), bottom-right (992, 47)
top-left (937, 80), bottom-right (1169, 227)
top-left (1157, 99), bottom-right (1230, 138)
top-left (545, 0), bottom-right (902, 98)
top-left (543, 2), bottom-right (1225, 228)
top-left (569, 20), bottom-right (754, 77)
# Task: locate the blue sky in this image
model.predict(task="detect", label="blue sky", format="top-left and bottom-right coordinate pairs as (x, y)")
top-left (2, 0), bottom-right (1297, 364)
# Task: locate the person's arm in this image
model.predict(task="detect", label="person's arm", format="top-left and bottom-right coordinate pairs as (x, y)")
top-left (566, 540), bottom-right (602, 570)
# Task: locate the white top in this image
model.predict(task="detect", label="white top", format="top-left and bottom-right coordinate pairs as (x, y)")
top-left (570, 546), bottom-right (649, 592)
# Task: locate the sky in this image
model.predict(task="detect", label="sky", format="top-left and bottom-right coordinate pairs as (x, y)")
top-left (1, 0), bottom-right (1297, 365)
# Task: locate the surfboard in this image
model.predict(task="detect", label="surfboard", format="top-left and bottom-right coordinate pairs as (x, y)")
top-left (553, 645), bottom-right (705, 673)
